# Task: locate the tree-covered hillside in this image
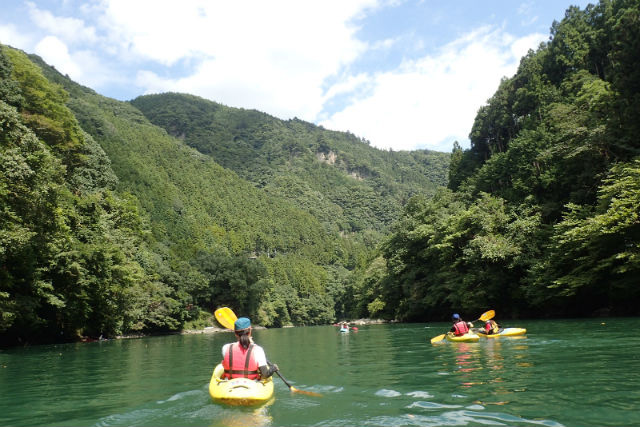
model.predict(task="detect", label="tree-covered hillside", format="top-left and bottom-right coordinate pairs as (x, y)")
top-left (5, 0), bottom-right (634, 347)
top-left (373, 0), bottom-right (640, 321)
top-left (1, 45), bottom-right (189, 344)
top-left (0, 41), bottom-right (449, 345)
top-left (131, 93), bottom-right (449, 234)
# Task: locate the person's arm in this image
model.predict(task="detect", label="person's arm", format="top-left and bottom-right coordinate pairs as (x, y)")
top-left (253, 345), bottom-right (278, 378)
top-left (221, 343), bottom-right (230, 359)
top-left (259, 362), bottom-right (279, 378)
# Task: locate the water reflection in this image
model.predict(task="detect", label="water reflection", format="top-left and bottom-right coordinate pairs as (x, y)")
top-left (210, 402), bottom-right (273, 427)
top-left (451, 343), bottom-right (482, 388)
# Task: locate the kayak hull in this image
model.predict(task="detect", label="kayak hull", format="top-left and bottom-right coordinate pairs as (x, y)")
top-left (340, 328), bottom-right (349, 333)
top-left (209, 364), bottom-right (274, 406)
top-left (445, 332), bottom-right (480, 342)
top-left (476, 327), bottom-right (527, 338)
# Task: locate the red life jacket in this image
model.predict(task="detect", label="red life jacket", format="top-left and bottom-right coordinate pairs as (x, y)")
top-left (485, 320), bottom-right (499, 334)
top-left (453, 320), bottom-right (469, 336)
top-left (222, 343), bottom-right (260, 380)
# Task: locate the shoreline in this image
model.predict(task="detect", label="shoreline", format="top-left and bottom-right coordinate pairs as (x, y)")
top-left (178, 318), bottom-right (389, 336)
top-left (2, 319), bottom-right (392, 346)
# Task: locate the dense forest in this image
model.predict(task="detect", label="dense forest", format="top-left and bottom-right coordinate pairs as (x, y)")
top-left (1, 0), bottom-right (639, 346)
top-left (0, 33), bottom-right (448, 345)
top-left (368, 0), bottom-right (640, 321)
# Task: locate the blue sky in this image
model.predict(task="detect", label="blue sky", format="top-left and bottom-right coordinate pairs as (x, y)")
top-left (0, 0), bottom-right (593, 152)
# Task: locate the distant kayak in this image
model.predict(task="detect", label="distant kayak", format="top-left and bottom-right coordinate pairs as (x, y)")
top-left (475, 327), bottom-right (527, 338)
top-left (340, 328), bottom-right (349, 333)
top-left (445, 332), bottom-right (480, 342)
top-left (209, 364), bottom-right (274, 406)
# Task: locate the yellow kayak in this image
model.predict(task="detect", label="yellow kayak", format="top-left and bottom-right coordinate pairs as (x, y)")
top-left (445, 332), bottom-right (480, 342)
top-left (209, 364), bottom-right (274, 406)
top-left (475, 327), bottom-right (527, 338)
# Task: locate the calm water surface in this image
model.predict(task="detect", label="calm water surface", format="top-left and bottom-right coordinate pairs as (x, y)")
top-left (1, 318), bottom-right (639, 426)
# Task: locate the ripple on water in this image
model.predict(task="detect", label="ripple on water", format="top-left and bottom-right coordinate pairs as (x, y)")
top-left (375, 389), bottom-right (402, 397)
top-left (406, 401), bottom-right (461, 410)
top-left (405, 391), bottom-right (433, 399)
top-left (156, 389), bottom-right (201, 404)
top-left (95, 388), bottom-right (268, 427)
top-left (366, 409), bottom-right (565, 427)
top-left (314, 385), bottom-right (343, 393)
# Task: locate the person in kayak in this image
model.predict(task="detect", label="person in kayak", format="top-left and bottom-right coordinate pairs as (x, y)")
top-left (221, 316), bottom-right (278, 380)
top-left (450, 313), bottom-right (472, 336)
top-left (484, 319), bottom-right (500, 335)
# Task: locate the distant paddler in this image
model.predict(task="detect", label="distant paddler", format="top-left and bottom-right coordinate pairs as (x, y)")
top-left (450, 313), bottom-right (473, 336)
top-left (483, 318), bottom-right (500, 335)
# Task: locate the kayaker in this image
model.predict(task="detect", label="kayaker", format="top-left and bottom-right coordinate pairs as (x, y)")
top-left (221, 317), bottom-right (278, 380)
top-left (484, 319), bottom-right (500, 335)
top-left (450, 313), bottom-right (471, 336)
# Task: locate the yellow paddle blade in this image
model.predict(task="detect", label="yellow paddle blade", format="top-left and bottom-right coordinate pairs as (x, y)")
top-left (214, 307), bottom-right (238, 330)
top-left (430, 333), bottom-right (446, 344)
top-left (291, 386), bottom-right (323, 397)
top-left (478, 310), bottom-right (495, 322)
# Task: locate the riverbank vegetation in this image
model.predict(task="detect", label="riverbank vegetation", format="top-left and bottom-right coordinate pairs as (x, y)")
top-left (368, 0), bottom-right (640, 321)
top-left (1, 0), bottom-right (638, 346)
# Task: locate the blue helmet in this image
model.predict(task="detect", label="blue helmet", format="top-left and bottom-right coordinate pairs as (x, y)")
top-left (452, 313), bottom-right (461, 321)
top-left (234, 317), bottom-right (251, 331)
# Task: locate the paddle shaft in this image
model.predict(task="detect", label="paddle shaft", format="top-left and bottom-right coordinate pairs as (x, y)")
top-left (275, 371), bottom-right (293, 389)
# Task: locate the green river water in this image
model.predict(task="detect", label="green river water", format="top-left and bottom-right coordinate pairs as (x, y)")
top-left (1, 318), bottom-right (639, 426)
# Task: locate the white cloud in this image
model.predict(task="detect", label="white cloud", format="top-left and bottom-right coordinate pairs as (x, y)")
top-left (99, 0), bottom-right (374, 65)
top-left (517, 1), bottom-right (534, 16)
top-left (34, 36), bottom-right (80, 77)
top-left (320, 26), bottom-right (547, 152)
top-left (517, 1), bottom-right (539, 26)
top-left (322, 73), bottom-right (373, 103)
top-left (0, 23), bottom-right (33, 50)
top-left (118, 0), bottom-right (376, 117)
top-left (2, 1), bottom-right (551, 153)
top-left (33, 35), bottom-right (126, 90)
top-left (27, 1), bottom-right (98, 45)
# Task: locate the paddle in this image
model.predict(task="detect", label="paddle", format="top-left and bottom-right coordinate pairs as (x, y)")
top-left (429, 310), bottom-right (495, 344)
top-left (430, 333), bottom-right (447, 344)
top-left (472, 310), bottom-right (497, 333)
top-left (213, 307), bottom-right (322, 397)
top-left (272, 369), bottom-right (322, 397)
top-left (476, 310), bottom-right (495, 322)
top-left (214, 306), bottom-right (237, 330)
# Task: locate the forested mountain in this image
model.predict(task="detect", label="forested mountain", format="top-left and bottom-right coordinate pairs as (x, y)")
top-left (372, 0), bottom-right (640, 321)
top-left (130, 93), bottom-right (448, 234)
top-left (0, 41), bottom-right (448, 345)
top-left (2, 0), bottom-right (637, 347)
